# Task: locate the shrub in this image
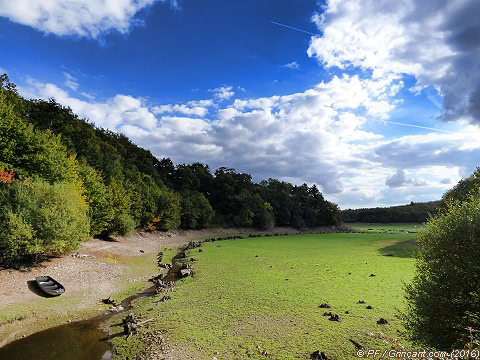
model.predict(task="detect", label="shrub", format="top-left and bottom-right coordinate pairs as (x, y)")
top-left (403, 189), bottom-right (480, 350)
top-left (0, 179), bottom-right (90, 265)
top-left (0, 211), bottom-right (37, 265)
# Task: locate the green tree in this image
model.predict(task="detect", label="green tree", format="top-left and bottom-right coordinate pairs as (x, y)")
top-left (155, 189), bottom-right (181, 230)
top-left (180, 190), bottom-right (214, 229)
top-left (403, 190), bottom-right (480, 350)
top-left (0, 179), bottom-right (90, 265)
top-left (252, 200), bottom-right (275, 230)
top-left (107, 179), bottom-right (135, 236)
top-left (0, 85), bottom-right (80, 185)
top-left (78, 161), bottom-right (114, 235)
top-left (441, 168), bottom-right (480, 209)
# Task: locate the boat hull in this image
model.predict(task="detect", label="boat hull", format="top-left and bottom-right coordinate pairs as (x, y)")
top-left (35, 276), bottom-right (65, 296)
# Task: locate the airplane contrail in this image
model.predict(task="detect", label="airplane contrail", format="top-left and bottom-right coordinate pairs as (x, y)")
top-left (269, 21), bottom-right (460, 135)
top-left (380, 120), bottom-right (460, 134)
top-left (270, 21), bottom-right (319, 36)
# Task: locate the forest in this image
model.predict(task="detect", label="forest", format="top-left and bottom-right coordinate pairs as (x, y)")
top-left (342, 201), bottom-right (440, 223)
top-left (0, 75), bottom-right (341, 265)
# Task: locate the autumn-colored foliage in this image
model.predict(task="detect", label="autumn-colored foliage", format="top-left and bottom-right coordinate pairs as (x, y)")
top-left (144, 216), bottom-right (162, 232)
top-left (0, 168), bottom-right (14, 184)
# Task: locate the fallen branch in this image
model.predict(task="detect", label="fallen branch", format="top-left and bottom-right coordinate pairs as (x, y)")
top-left (137, 318), bottom-right (154, 326)
top-left (349, 338), bottom-right (364, 350)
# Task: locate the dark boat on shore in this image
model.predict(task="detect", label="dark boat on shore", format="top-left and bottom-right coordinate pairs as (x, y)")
top-left (35, 276), bottom-right (65, 296)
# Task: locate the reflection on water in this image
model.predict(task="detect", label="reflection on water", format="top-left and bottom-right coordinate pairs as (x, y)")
top-left (0, 286), bottom-right (157, 360)
top-left (0, 319), bottom-right (111, 360)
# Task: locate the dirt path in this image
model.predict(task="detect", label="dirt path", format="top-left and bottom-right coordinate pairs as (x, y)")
top-left (0, 227), bottom-right (306, 347)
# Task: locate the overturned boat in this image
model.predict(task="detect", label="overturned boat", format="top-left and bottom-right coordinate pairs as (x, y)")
top-left (35, 276), bottom-right (65, 296)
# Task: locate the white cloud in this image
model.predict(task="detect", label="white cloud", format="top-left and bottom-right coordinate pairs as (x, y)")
top-left (283, 61), bottom-right (300, 69)
top-left (62, 72), bottom-right (95, 99)
top-left (209, 86), bottom-right (235, 101)
top-left (63, 72), bottom-right (79, 91)
top-left (153, 103), bottom-right (210, 117)
top-left (17, 73), bottom-right (480, 208)
top-left (19, 79), bottom-right (157, 130)
top-left (0, 0), bottom-right (177, 38)
top-left (308, 0), bottom-right (480, 124)
top-left (385, 169), bottom-right (428, 188)
top-left (371, 132), bottom-right (480, 173)
top-left (187, 99), bottom-right (214, 107)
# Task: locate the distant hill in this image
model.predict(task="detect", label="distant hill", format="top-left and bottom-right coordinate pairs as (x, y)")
top-left (341, 201), bottom-right (440, 223)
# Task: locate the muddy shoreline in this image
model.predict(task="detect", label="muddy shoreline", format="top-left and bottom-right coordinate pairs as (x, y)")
top-left (0, 249), bottom-right (186, 360)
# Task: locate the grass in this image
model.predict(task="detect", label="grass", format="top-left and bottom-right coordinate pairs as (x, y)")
top-left (111, 232), bottom-right (417, 359)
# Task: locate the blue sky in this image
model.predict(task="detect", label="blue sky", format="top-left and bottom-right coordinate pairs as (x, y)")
top-left (1, 0), bottom-right (480, 209)
top-left (0, 0), bottom-right (323, 102)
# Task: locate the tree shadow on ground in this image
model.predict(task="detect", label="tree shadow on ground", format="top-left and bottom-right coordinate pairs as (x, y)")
top-left (378, 238), bottom-right (418, 258)
top-left (1, 256), bottom-right (57, 272)
top-left (94, 233), bottom-right (119, 242)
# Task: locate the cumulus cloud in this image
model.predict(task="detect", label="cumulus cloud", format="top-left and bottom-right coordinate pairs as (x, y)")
top-left (209, 86), bottom-right (235, 101)
top-left (283, 61), bottom-right (300, 69)
top-left (19, 79), bottom-right (157, 130)
top-left (17, 72), bottom-right (480, 208)
top-left (152, 102), bottom-right (211, 117)
top-left (385, 169), bottom-right (428, 188)
top-left (308, 0), bottom-right (480, 124)
top-left (0, 0), bottom-right (177, 38)
top-left (371, 132), bottom-right (480, 174)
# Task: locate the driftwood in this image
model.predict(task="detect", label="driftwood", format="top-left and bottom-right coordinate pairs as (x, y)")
top-left (349, 338), bottom-right (364, 350)
top-left (137, 318), bottom-right (154, 326)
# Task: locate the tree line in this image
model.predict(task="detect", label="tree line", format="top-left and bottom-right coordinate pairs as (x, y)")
top-left (342, 201), bottom-right (440, 223)
top-left (0, 75), bottom-right (341, 265)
